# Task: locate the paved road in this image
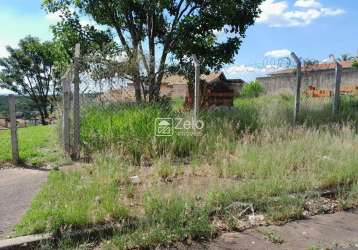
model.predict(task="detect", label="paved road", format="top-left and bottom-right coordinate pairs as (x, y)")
top-left (0, 167), bottom-right (48, 239)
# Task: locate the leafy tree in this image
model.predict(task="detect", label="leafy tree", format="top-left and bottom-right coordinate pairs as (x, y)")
top-left (44, 0), bottom-right (264, 102)
top-left (49, 7), bottom-right (116, 60)
top-left (0, 36), bottom-right (67, 124)
top-left (240, 81), bottom-right (264, 98)
top-left (353, 60), bottom-right (358, 69)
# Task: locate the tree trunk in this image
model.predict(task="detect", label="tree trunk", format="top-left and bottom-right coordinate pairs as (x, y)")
top-left (37, 103), bottom-right (49, 125)
top-left (149, 82), bottom-right (161, 102)
top-left (147, 11), bottom-right (157, 102)
top-left (131, 39), bottom-right (142, 103)
top-left (153, 71), bottom-right (166, 100)
top-left (133, 70), bottom-right (142, 103)
top-left (39, 110), bottom-right (48, 125)
top-left (148, 72), bottom-right (160, 102)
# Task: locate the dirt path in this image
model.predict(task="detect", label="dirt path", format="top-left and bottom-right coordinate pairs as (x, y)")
top-left (0, 167), bottom-right (48, 239)
top-left (202, 209), bottom-right (358, 250)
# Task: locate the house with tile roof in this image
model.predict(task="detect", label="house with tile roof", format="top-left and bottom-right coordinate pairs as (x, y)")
top-left (185, 71), bottom-right (245, 108)
top-left (257, 61), bottom-right (358, 93)
top-left (161, 72), bottom-right (244, 99)
top-left (99, 72), bottom-right (244, 102)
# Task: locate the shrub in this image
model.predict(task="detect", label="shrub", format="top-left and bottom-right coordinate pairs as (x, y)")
top-left (240, 81), bottom-right (265, 98)
top-left (353, 60), bottom-right (358, 69)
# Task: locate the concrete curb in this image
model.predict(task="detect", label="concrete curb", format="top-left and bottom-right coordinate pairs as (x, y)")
top-left (0, 223), bottom-right (124, 250)
top-left (0, 233), bottom-right (52, 250)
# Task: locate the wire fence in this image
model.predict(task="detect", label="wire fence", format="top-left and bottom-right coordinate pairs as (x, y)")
top-left (60, 44), bottom-right (358, 161)
top-left (60, 45), bottom-right (176, 160)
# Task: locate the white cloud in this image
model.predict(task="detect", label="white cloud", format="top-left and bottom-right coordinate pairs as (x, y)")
top-left (225, 65), bottom-right (257, 73)
top-left (46, 11), bottom-right (62, 23)
top-left (224, 64), bottom-right (285, 77)
top-left (257, 0), bottom-right (345, 27)
top-left (46, 9), bottom-right (103, 30)
top-left (321, 8), bottom-right (345, 16)
top-left (0, 46), bottom-right (8, 58)
top-left (213, 29), bottom-right (223, 37)
top-left (79, 19), bottom-right (95, 27)
top-left (265, 49), bottom-right (291, 58)
top-left (295, 0), bottom-right (321, 8)
top-left (79, 18), bottom-right (105, 31)
top-left (0, 39), bottom-right (10, 58)
top-left (212, 25), bottom-right (236, 38)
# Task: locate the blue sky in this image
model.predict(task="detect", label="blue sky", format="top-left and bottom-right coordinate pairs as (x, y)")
top-left (0, 0), bottom-right (357, 94)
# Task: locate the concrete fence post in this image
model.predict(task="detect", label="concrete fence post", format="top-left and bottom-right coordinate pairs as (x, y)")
top-left (192, 54), bottom-right (200, 124)
top-left (62, 71), bottom-right (71, 154)
top-left (72, 43), bottom-right (81, 160)
top-left (290, 52), bottom-right (302, 124)
top-left (8, 95), bottom-right (19, 165)
top-left (331, 55), bottom-right (342, 117)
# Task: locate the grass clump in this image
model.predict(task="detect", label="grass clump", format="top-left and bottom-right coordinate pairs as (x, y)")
top-left (16, 94), bottom-right (358, 249)
top-left (103, 195), bottom-right (213, 250)
top-left (0, 125), bottom-right (67, 166)
top-left (80, 94), bottom-right (358, 166)
top-left (338, 183), bottom-right (358, 209)
top-left (16, 166), bottom-right (130, 235)
top-left (81, 104), bottom-right (199, 163)
top-left (17, 124), bottom-right (358, 248)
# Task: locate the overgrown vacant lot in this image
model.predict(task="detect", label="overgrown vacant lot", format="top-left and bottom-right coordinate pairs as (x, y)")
top-left (0, 125), bottom-right (66, 167)
top-left (16, 95), bottom-right (358, 249)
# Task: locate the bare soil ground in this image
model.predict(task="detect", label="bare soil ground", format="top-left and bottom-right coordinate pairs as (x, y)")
top-left (0, 167), bottom-right (49, 239)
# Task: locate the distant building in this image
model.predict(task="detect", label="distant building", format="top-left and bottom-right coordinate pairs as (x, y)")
top-left (257, 61), bottom-right (358, 93)
top-left (0, 117), bottom-right (8, 129)
top-left (185, 72), bottom-right (245, 108)
top-left (160, 74), bottom-right (188, 98)
top-left (100, 72), bottom-right (244, 102)
top-left (99, 87), bottom-right (136, 103)
top-left (201, 72), bottom-right (244, 97)
top-left (161, 72), bottom-right (244, 99)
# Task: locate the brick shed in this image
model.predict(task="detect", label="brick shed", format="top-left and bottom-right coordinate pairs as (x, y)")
top-left (185, 72), bottom-right (245, 108)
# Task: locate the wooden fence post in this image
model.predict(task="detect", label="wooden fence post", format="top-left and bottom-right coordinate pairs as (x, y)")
top-left (72, 43), bottom-right (81, 160)
top-left (62, 71), bottom-right (71, 154)
top-left (331, 55), bottom-right (342, 116)
top-left (8, 95), bottom-right (19, 165)
top-left (291, 52), bottom-right (302, 124)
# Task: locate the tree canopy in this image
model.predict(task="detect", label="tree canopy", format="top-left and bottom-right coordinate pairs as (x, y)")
top-left (0, 36), bottom-right (67, 124)
top-left (44, 0), bottom-right (264, 102)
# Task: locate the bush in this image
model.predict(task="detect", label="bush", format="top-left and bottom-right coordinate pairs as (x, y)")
top-left (353, 60), bottom-right (358, 69)
top-left (240, 81), bottom-right (265, 98)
